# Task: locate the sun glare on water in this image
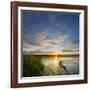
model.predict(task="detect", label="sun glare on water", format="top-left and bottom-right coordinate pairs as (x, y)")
top-left (50, 52), bottom-right (60, 73)
top-left (54, 52), bottom-right (58, 62)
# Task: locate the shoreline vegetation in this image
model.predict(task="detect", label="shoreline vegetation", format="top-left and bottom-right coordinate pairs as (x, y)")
top-left (23, 52), bottom-right (79, 77)
top-left (24, 51), bottom-right (79, 55)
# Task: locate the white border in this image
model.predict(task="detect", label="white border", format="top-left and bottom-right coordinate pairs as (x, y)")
top-left (18, 7), bottom-right (84, 83)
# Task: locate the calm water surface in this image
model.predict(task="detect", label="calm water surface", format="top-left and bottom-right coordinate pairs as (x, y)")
top-left (41, 56), bottom-right (79, 75)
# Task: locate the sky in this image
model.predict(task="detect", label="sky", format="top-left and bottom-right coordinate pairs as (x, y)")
top-left (21, 10), bottom-right (80, 52)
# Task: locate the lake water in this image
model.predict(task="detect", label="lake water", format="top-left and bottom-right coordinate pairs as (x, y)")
top-left (41, 56), bottom-right (79, 76)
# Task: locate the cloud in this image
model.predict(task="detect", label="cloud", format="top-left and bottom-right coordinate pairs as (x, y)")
top-left (23, 43), bottom-right (42, 52)
top-left (23, 31), bottom-right (49, 52)
top-left (23, 29), bottom-right (69, 52)
top-left (45, 30), bottom-right (68, 44)
top-left (58, 35), bottom-right (68, 42)
top-left (24, 30), bottom-right (48, 45)
top-left (46, 39), bottom-right (59, 45)
top-left (32, 31), bottom-right (47, 45)
top-left (68, 40), bottom-right (79, 46)
top-left (70, 40), bottom-right (79, 45)
top-left (67, 40), bottom-right (79, 50)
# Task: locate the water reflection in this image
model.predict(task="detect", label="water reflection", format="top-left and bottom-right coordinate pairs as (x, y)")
top-left (42, 56), bottom-right (79, 76)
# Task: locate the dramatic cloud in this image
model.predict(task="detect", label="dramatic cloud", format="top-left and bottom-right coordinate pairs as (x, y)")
top-left (22, 10), bottom-right (79, 52)
top-left (23, 29), bottom-right (71, 52)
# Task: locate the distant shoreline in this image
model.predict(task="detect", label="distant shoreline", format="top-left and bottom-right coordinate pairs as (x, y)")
top-left (23, 51), bottom-right (79, 56)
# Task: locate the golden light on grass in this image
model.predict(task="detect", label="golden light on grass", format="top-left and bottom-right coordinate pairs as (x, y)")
top-left (51, 52), bottom-right (60, 74)
top-left (54, 52), bottom-right (58, 64)
top-left (52, 52), bottom-right (59, 67)
top-left (54, 52), bottom-right (58, 59)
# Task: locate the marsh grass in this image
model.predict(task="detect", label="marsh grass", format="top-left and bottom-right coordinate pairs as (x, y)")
top-left (23, 55), bottom-right (45, 77)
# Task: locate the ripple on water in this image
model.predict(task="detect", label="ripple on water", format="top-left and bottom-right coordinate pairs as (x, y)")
top-left (41, 56), bottom-right (79, 76)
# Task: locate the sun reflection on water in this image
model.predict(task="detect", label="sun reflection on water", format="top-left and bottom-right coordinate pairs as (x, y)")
top-left (41, 52), bottom-right (79, 75)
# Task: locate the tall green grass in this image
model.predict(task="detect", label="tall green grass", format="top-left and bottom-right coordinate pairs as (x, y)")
top-left (23, 55), bottom-right (44, 77)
